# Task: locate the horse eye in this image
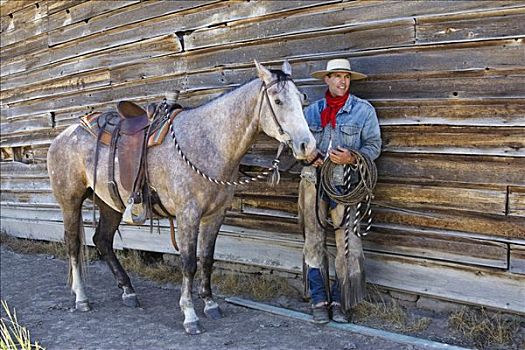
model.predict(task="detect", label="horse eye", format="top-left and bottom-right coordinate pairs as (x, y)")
top-left (274, 99), bottom-right (282, 105)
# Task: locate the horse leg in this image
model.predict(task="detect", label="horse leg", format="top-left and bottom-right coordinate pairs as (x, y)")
top-left (92, 198), bottom-right (139, 307)
top-left (177, 207), bottom-right (203, 334)
top-left (198, 212), bottom-right (226, 320)
top-left (62, 205), bottom-right (91, 311)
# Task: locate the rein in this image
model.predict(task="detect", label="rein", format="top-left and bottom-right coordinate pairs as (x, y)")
top-left (168, 78), bottom-right (294, 187)
top-left (316, 151), bottom-right (377, 254)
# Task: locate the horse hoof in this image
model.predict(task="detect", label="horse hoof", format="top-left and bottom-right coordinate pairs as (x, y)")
top-left (76, 300), bottom-right (91, 312)
top-left (204, 306), bottom-right (222, 320)
top-left (122, 293), bottom-right (140, 308)
top-left (184, 321), bottom-right (205, 335)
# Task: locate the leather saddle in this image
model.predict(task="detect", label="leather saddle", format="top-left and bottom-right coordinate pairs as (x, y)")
top-left (116, 101), bottom-right (150, 192)
top-left (80, 99), bottom-right (182, 218)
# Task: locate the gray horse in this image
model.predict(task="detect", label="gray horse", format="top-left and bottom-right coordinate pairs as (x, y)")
top-left (47, 60), bottom-right (315, 334)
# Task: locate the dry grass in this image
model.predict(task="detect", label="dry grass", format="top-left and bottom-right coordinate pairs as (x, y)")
top-left (0, 233), bottom-right (68, 259)
top-left (353, 300), bottom-right (431, 333)
top-left (448, 307), bottom-right (523, 349)
top-left (212, 271), bottom-right (299, 301)
top-left (116, 250), bottom-right (182, 285)
top-left (0, 300), bottom-right (45, 350)
top-left (0, 233), bottom-right (101, 262)
top-left (353, 287), bottom-right (431, 333)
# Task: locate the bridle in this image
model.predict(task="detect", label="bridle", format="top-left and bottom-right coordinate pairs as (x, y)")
top-left (168, 76), bottom-right (299, 186)
top-left (258, 76), bottom-right (293, 144)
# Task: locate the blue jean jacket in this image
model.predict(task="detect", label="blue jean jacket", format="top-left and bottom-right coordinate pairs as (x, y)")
top-left (304, 94), bottom-right (382, 161)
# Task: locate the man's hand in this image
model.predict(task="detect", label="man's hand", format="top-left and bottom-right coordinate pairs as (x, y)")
top-left (306, 149), bottom-right (324, 168)
top-left (329, 147), bottom-right (356, 165)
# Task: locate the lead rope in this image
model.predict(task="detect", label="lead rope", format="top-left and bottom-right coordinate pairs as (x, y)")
top-left (169, 119), bottom-right (285, 186)
top-left (318, 151), bottom-right (377, 255)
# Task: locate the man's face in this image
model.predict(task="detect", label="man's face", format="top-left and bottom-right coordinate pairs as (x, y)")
top-left (324, 72), bottom-right (351, 97)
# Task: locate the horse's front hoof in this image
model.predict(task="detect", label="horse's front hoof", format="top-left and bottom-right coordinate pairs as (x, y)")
top-left (184, 321), bottom-right (205, 335)
top-left (122, 293), bottom-right (140, 308)
top-left (75, 300), bottom-right (91, 312)
top-left (204, 305), bottom-right (222, 320)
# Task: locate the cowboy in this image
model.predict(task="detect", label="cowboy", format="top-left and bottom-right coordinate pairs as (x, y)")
top-left (299, 58), bottom-right (382, 323)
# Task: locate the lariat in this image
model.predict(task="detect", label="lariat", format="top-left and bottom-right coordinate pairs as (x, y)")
top-left (317, 150), bottom-right (377, 249)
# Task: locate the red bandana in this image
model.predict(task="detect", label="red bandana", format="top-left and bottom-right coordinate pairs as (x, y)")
top-left (320, 89), bottom-right (349, 128)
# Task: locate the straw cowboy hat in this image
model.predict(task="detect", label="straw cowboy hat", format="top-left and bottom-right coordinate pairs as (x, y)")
top-left (311, 58), bottom-right (367, 80)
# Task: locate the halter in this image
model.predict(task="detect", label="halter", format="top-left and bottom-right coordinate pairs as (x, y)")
top-left (168, 76), bottom-right (299, 186)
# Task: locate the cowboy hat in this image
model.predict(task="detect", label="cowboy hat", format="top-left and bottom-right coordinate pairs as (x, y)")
top-left (311, 58), bottom-right (367, 80)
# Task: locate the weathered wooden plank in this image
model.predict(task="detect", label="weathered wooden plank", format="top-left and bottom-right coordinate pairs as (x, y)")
top-left (47, 0), bottom-right (139, 32)
top-left (375, 98), bottom-right (525, 127)
top-left (0, 188), bottom-right (55, 204)
top-left (46, 0), bottom-right (87, 15)
top-left (189, 18), bottom-right (415, 52)
top-left (0, 160), bottom-right (47, 175)
top-left (1, 34), bottom-right (182, 90)
top-left (365, 226), bottom-right (508, 269)
top-left (381, 125), bottom-right (525, 156)
top-left (0, 17), bottom-right (47, 47)
top-left (0, 2), bottom-right (48, 47)
top-left (0, 112), bottom-right (52, 134)
top-left (46, 0), bottom-right (322, 46)
top-left (0, 0), bottom-right (40, 16)
top-left (235, 185), bottom-right (511, 233)
top-left (377, 153), bottom-right (525, 186)
top-left (247, 119), bottom-right (525, 157)
top-left (47, 0), bottom-right (213, 46)
top-left (1, 69), bottom-right (110, 104)
top-left (31, 2), bottom-right (413, 75)
top-left (0, 173), bottom-right (50, 190)
top-left (225, 211), bottom-right (299, 234)
top-left (4, 76), bottom-right (187, 117)
top-left (344, 39), bottom-right (525, 77)
top-left (374, 207), bottom-right (525, 240)
top-left (0, 33), bottom-right (48, 61)
top-left (108, 38), bottom-right (525, 87)
top-left (509, 186), bottom-right (525, 217)
top-left (375, 183), bottom-right (507, 215)
top-left (0, 125), bottom-right (63, 147)
top-left (241, 196), bottom-right (298, 216)
top-left (366, 252), bottom-right (525, 314)
top-left (416, 7), bottom-right (525, 43)
top-left (352, 72), bottom-right (525, 100)
top-left (0, 54), bottom-right (25, 76)
top-left (185, 1), bottom-right (524, 50)
top-left (510, 244), bottom-right (525, 274)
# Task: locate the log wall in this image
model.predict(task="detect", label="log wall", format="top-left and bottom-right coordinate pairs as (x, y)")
top-left (1, 0), bottom-right (524, 314)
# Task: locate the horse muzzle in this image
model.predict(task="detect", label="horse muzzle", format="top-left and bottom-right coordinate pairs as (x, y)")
top-left (291, 135), bottom-right (316, 160)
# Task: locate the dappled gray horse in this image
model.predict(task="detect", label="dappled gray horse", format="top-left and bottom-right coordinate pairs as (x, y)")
top-left (47, 61), bottom-right (315, 334)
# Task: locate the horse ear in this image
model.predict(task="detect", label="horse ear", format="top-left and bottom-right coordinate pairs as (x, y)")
top-left (282, 60), bottom-right (292, 76)
top-left (254, 59), bottom-right (272, 83)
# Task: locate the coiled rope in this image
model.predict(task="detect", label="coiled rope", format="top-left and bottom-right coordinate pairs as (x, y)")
top-left (317, 150), bottom-right (377, 256)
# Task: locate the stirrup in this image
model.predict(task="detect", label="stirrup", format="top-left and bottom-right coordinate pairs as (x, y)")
top-left (123, 197), bottom-right (147, 225)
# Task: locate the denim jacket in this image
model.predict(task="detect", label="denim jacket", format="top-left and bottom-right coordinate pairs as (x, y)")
top-left (302, 94), bottom-right (381, 185)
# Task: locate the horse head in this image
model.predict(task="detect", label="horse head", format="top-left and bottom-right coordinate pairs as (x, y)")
top-left (254, 60), bottom-right (316, 160)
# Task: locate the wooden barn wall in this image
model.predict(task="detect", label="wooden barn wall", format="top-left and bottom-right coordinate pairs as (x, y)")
top-left (1, 0), bottom-right (524, 313)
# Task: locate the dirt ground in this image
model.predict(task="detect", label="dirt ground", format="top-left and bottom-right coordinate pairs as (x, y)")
top-left (1, 243), bottom-right (523, 350)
